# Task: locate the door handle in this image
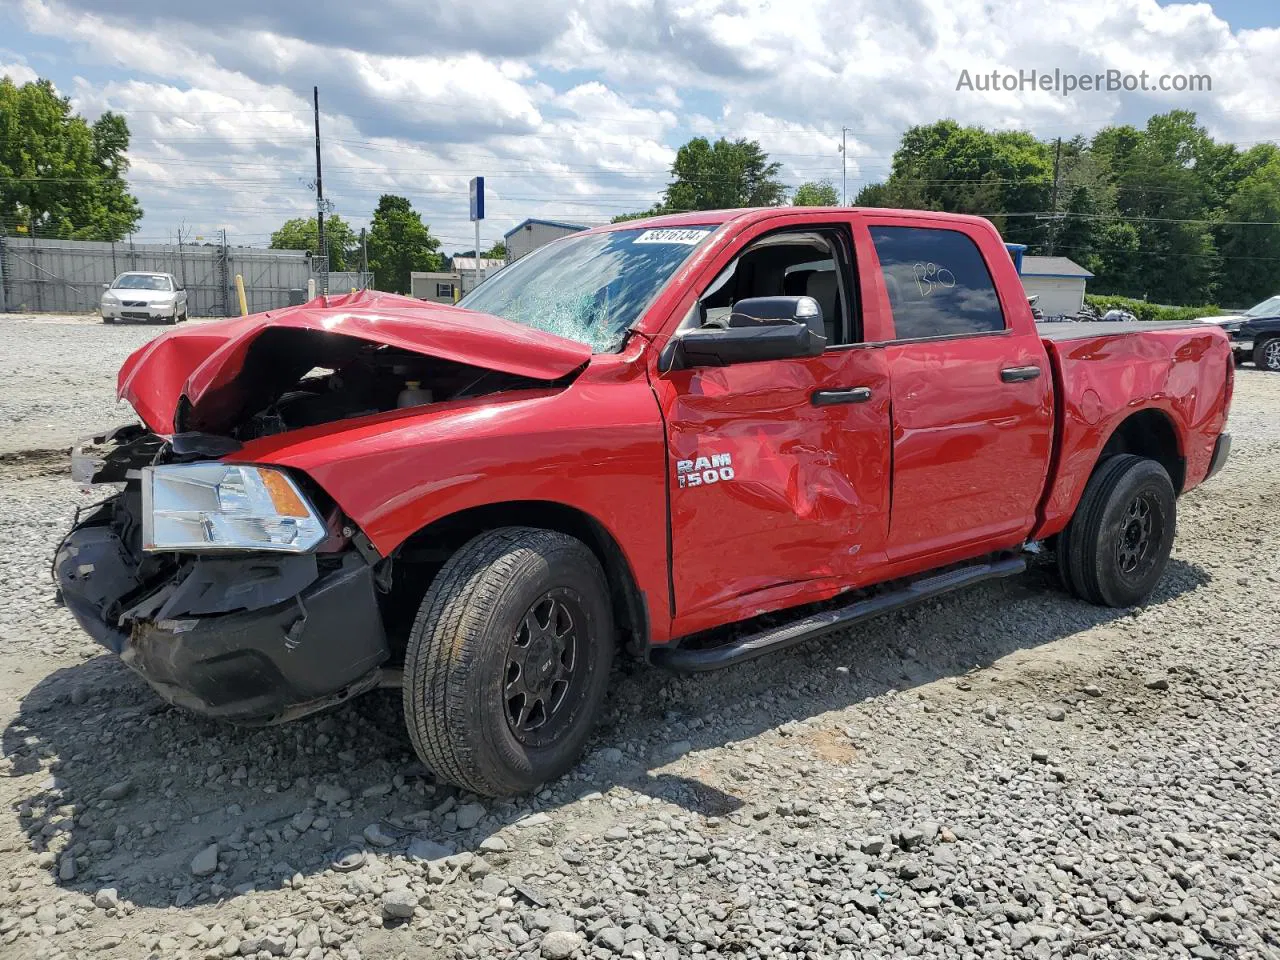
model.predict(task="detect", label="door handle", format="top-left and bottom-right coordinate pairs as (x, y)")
top-left (812, 386), bottom-right (873, 406)
top-left (1001, 365), bottom-right (1042, 383)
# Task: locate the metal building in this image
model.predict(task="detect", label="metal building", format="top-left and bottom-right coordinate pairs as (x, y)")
top-left (502, 218), bottom-right (589, 262)
top-left (1020, 256), bottom-right (1095, 318)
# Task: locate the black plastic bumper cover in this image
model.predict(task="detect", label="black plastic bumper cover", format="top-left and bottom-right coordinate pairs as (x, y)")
top-left (56, 531), bottom-right (389, 723)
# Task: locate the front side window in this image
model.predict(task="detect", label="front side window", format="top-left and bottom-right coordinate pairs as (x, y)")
top-left (112, 274), bottom-right (172, 291)
top-left (689, 229), bottom-right (853, 345)
top-left (459, 226), bottom-right (716, 352)
top-left (869, 226), bottom-right (1005, 340)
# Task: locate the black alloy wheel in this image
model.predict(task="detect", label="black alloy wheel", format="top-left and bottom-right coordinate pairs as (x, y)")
top-left (503, 590), bottom-right (588, 748)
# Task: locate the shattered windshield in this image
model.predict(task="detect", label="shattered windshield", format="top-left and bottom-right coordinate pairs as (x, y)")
top-left (459, 226), bottom-right (716, 352)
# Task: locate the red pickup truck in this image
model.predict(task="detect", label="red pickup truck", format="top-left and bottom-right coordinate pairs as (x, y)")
top-left (56, 207), bottom-right (1233, 797)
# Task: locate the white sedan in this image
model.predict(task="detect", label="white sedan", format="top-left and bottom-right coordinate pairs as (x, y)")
top-left (101, 272), bottom-right (189, 324)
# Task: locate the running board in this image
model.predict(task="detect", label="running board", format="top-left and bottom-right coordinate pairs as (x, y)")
top-left (651, 555), bottom-right (1027, 673)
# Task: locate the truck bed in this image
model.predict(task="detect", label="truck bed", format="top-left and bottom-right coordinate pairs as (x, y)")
top-left (1033, 319), bottom-right (1233, 540)
top-left (1036, 320), bottom-right (1212, 340)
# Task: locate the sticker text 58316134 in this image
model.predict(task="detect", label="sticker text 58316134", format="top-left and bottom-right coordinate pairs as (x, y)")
top-left (634, 228), bottom-right (711, 245)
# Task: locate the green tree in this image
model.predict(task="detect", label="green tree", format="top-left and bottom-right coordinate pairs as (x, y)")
top-left (852, 182), bottom-right (895, 207)
top-left (1093, 112), bottom-right (1219, 303)
top-left (611, 206), bottom-right (668, 223)
top-left (269, 214), bottom-right (356, 271)
top-left (870, 120), bottom-right (1053, 247)
top-left (0, 76), bottom-right (141, 239)
top-left (366, 194), bottom-right (442, 294)
top-left (792, 180), bottom-right (838, 206)
top-left (1216, 153), bottom-right (1280, 306)
top-left (663, 137), bottom-right (786, 210)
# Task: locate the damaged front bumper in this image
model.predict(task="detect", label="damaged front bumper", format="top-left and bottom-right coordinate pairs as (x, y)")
top-left (55, 502), bottom-right (389, 724)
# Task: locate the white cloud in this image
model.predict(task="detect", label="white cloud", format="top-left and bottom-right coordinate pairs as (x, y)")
top-left (0, 57), bottom-right (40, 86)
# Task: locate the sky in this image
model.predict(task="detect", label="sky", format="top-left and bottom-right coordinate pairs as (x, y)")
top-left (1, 0), bottom-right (1278, 255)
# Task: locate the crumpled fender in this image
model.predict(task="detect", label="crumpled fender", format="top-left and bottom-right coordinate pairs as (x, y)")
top-left (117, 290), bottom-right (592, 433)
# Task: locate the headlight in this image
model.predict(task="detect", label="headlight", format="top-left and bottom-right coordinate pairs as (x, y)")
top-left (142, 463), bottom-right (327, 553)
top-left (102, 294), bottom-right (119, 304)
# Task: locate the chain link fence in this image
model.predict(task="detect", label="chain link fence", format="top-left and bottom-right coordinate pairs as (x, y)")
top-left (0, 236), bottom-right (371, 317)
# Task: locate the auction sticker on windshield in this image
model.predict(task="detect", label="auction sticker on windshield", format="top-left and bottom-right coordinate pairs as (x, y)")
top-left (634, 228), bottom-right (712, 245)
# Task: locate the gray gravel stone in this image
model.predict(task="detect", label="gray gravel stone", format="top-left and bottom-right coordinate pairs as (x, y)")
top-left (190, 844), bottom-right (219, 877)
top-left (454, 802), bottom-right (486, 830)
top-left (93, 888), bottom-right (119, 910)
top-left (380, 889), bottom-right (417, 920)
top-left (540, 930), bottom-right (582, 959)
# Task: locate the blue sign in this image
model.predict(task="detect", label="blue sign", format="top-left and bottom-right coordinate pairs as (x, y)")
top-left (469, 176), bottom-right (484, 222)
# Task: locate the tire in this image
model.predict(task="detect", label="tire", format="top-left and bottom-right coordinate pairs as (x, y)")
top-left (163, 312), bottom-right (178, 326)
top-left (102, 316), bottom-right (114, 325)
top-left (402, 527), bottom-right (614, 797)
top-left (1059, 454), bottom-right (1176, 607)
top-left (1255, 338), bottom-right (1280, 372)
top-left (1054, 527), bottom-right (1082, 598)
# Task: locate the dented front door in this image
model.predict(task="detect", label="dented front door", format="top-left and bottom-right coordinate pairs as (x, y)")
top-left (655, 346), bottom-right (893, 636)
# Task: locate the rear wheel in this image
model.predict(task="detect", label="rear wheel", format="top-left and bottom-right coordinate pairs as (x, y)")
top-left (1255, 338), bottom-right (1280, 372)
top-left (402, 527), bottom-right (614, 797)
top-left (1057, 455), bottom-right (1176, 607)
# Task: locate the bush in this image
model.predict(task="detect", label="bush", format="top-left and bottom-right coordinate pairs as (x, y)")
top-left (1085, 294), bottom-right (1221, 323)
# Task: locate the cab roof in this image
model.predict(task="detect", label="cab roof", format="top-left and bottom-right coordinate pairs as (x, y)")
top-left (588, 206), bottom-right (999, 234)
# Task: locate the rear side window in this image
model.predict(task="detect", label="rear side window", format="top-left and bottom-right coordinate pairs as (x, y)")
top-left (868, 226), bottom-right (1005, 340)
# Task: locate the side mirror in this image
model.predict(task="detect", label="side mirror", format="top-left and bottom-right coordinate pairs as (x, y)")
top-left (666, 296), bottom-right (827, 370)
top-left (102, 282), bottom-right (110, 289)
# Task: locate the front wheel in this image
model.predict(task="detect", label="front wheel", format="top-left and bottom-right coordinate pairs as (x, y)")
top-left (1255, 338), bottom-right (1280, 372)
top-left (1057, 455), bottom-right (1176, 607)
top-left (402, 527), bottom-right (614, 797)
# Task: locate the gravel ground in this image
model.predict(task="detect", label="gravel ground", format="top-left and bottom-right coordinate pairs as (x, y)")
top-left (0, 313), bottom-right (1278, 960)
top-left (0, 313), bottom-right (226, 456)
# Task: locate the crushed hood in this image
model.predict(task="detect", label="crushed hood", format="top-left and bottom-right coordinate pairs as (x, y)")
top-left (117, 290), bottom-right (592, 433)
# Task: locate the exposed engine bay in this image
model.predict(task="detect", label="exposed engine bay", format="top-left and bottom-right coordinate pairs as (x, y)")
top-left (174, 327), bottom-right (554, 438)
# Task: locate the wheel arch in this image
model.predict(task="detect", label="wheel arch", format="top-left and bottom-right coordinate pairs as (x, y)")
top-left (1096, 407), bottom-right (1186, 493)
top-left (393, 500), bottom-right (649, 656)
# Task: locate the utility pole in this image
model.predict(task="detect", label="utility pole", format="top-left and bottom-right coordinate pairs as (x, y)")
top-left (359, 227), bottom-right (367, 287)
top-left (1047, 136), bottom-right (1063, 256)
top-left (313, 86), bottom-right (327, 293)
top-left (839, 127), bottom-right (849, 205)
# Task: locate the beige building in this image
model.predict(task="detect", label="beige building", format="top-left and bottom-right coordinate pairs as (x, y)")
top-left (410, 271), bottom-right (462, 304)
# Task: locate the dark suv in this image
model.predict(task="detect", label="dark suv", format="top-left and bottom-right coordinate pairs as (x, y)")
top-left (1211, 295), bottom-right (1280, 371)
